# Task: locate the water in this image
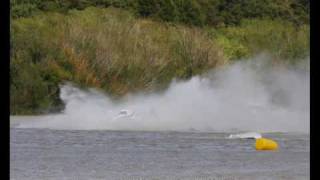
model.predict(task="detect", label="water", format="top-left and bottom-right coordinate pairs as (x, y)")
top-left (10, 57), bottom-right (309, 179)
top-left (10, 127), bottom-right (309, 180)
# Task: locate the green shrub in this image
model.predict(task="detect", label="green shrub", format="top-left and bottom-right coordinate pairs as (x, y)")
top-left (214, 34), bottom-right (250, 60)
top-left (216, 19), bottom-right (309, 61)
top-left (11, 3), bottom-right (39, 18)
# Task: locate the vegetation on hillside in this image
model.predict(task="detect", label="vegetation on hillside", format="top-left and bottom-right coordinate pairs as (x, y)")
top-left (11, 8), bottom-right (226, 114)
top-left (11, 0), bottom-right (309, 26)
top-left (10, 1), bottom-right (309, 114)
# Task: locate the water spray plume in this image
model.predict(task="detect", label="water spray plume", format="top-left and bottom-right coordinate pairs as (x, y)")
top-left (14, 56), bottom-right (309, 133)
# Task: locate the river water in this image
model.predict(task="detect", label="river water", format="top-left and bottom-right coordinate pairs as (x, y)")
top-left (10, 57), bottom-right (310, 179)
top-left (10, 127), bottom-right (309, 180)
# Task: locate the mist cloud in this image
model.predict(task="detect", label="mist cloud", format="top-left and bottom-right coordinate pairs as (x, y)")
top-left (14, 55), bottom-right (310, 133)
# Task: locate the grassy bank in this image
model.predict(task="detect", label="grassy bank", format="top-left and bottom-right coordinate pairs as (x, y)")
top-left (11, 7), bottom-right (226, 114)
top-left (10, 7), bottom-right (309, 114)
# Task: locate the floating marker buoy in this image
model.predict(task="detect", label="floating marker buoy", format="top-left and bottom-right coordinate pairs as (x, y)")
top-left (255, 138), bottom-right (278, 150)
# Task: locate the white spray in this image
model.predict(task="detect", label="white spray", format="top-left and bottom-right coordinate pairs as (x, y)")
top-left (14, 55), bottom-right (310, 133)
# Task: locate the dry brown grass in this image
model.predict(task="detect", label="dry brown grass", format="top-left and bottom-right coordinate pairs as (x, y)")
top-left (54, 7), bottom-right (226, 94)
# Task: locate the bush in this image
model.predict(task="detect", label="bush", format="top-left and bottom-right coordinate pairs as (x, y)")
top-left (214, 34), bottom-right (250, 60)
top-left (11, 3), bottom-right (39, 18)
top-left (215, 19), bottom-right (310, 61)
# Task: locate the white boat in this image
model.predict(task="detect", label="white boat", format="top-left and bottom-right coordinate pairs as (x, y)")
top-left (228, 132), bottom-right (262, 139)
top-left (112, 109), bottom-right (135, 121)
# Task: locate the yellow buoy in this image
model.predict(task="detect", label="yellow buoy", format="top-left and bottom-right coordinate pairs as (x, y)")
top-left (255, 138), bottom-right (278, 150)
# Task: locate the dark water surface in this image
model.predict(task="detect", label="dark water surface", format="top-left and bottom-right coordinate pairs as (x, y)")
top-left (10, 128), bottom-right (309, 180)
